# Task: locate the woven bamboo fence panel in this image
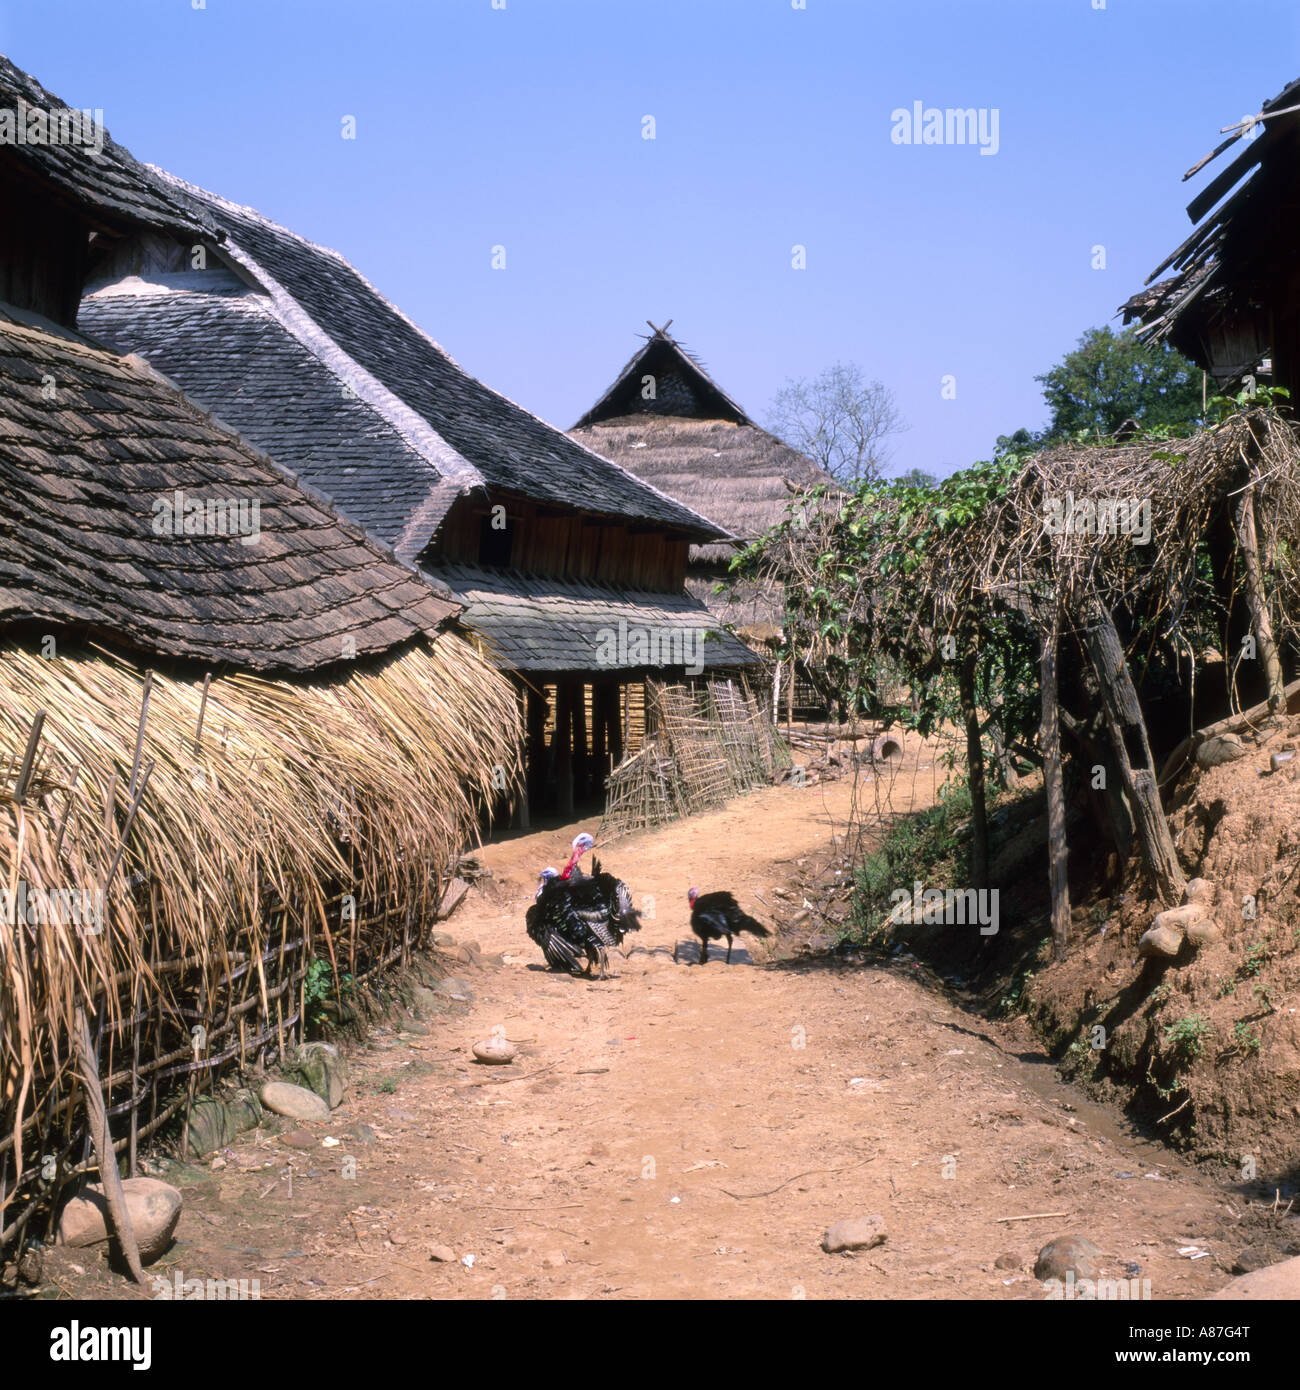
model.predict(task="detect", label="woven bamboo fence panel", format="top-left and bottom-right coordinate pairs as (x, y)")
top-left (599, 676), bottom-right (789, 840)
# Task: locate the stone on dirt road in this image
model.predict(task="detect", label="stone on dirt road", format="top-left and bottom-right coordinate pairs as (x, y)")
top-left (259, 1080), bottom-right (330, 1121)
top-left (56, 1177), bottom-right (182, 1264)
top-left (472, 1037), bottom-right (517, 1064)
top-left (821, 1214), bottom-right (886, 1253)
top-left (1140, 903), bottom-right (1209, 958)
top-left (429, 1244), bottom-right (457, 1263)
top-left (1034, 1235), bottom-right (1102, 1282)
top-left (1138, 923), bottom-right (1184, 958)
top-left (1205, 1253), bottom-right (1300, 1299)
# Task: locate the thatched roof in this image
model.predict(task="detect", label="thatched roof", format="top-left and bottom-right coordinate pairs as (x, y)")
top-left (102, 172), bottom-right (730, 547)
top-left (0, 307), bottom-right (459, 674)
top-left (1121, 75), bottom-right (1300, 377)
top-left (0, 55), bottom-right (212, 242)
top-left (437, 562), bottom-right (760, 672)
top-left (569, 326), bottom-right (830, 566)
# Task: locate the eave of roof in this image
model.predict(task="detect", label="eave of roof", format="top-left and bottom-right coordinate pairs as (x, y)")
top-left (0, 55), bottom-right (215, 241)
top-left (429, 561), bottom-right (762, 673)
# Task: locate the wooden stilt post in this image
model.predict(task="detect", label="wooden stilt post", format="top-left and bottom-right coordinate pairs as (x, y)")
top-left (525, 685), bottom-right (548, 813)
top-left (1040, 609), bottom-right (1070, 963)
top-left (1233, 484), bottom-right (1285, 714)
top-left (573, 683), bottom-right (590, 803)
top-left (556, 681), bottom-right (576, 818)
top-left (605, 682), bottom-right (624, 769)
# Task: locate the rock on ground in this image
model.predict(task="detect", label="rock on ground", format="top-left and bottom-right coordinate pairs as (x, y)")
top-left (291, 1042), bottom-right (348, 1109)
top-left (1205, 1253), bottom-right (1300, 1299)
top-left (259, 1080), bottom-right (330, 1121)
top-left (56, 1178), bottom-right (182, 1264)
top-left (1034, 1235), bottom-right (1102, 1282)
top-left (822, 1215), bottom-right (886, 1253)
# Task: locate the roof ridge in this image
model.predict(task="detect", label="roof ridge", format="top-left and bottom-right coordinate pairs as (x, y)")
top-left (146, 167), bottom-right (734, 542)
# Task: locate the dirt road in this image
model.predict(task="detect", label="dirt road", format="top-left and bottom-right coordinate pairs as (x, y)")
top-left (81, 762), bottom-right (1269, 1303)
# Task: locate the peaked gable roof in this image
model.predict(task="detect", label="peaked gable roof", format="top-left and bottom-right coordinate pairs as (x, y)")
top-left (572, 324), bottom-right (752, 428)
top-left (130, 173), bottom-right (729, 546)
top-left (569, 324), bottom-right (832, 561)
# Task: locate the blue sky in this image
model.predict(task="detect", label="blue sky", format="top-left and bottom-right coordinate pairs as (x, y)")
top-left (3, 0), bottom-right (1298, 477)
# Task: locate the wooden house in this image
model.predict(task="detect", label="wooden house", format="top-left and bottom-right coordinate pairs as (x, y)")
top-left (0, 55), bottom-right (519, 1255)
top-left (569, 323), bottom-right (832, 643)
top-left (81, 186), bottom-right (760, 817)
top-left (1122, 76), bottom-right (1300, 394)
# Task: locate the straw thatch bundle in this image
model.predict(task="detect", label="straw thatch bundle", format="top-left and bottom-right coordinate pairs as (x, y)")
top-left (0, 632), bottom-right (519, 1245)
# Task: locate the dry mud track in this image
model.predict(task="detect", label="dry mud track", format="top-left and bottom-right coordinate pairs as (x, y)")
top-left (65, 767), bottom-right (1251, 1300)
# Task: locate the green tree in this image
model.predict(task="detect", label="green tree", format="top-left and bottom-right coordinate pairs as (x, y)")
top-left (894, 466), bottom-right (939, 489)
top-left (996, 326), bottom-right (1204, 454)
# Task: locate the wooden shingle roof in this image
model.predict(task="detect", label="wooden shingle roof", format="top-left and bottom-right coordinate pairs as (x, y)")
top-left (436, 562), bottom-right (760, 673)
top-left (0, 308), bottom-right (459, 674)
top-left (140, 172), bottom-right (729, 546)
top-left (81, 272), bottom-right (473, 560)
top-left (0, 55), bottom-right (213, 240)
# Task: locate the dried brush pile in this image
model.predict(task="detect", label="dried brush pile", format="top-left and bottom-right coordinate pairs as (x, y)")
top-left (0, 634), bottom-right (520, 1253)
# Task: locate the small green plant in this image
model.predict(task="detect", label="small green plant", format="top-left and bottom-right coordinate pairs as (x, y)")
top-left (1150, 982), bottom-right (1172, 1006)
top-left (303, 956), bottom-right (355, 1029)
top-left (1252, 983), bottom-right (1276, 1014)
top-left (1232, 1021), bottom-right (1262, 1055)
top-left (998, 969), bottom-right (1035, 1017)
top-left (1164, 1014), bottom-right (1212, 1063)
top-left (1240, 941), bottom-right (1269, 978)
top-left (1217, 978), bottom-right (1237, 998)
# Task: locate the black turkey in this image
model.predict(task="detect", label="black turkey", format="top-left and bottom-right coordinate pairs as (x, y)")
top-left (525, 867), bottom-right (610, 979)
top-left (584, 856), bottom-right (642, 950)
top-left (680, 888), bottom-right (770, 964)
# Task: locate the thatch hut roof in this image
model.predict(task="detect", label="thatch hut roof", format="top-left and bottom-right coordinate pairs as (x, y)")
top-left (0, 55), bottom-right (523, 1255)
top-left (568, 325), bottom-right (831, 566)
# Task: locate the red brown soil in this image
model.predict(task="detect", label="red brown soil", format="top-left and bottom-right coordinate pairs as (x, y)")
top-left (37, 743), bottom-right (1294, 1301)
top-left (1026, 713), bottom-right (1300, 1176)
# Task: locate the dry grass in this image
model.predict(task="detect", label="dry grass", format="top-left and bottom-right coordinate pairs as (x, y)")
top-left (0, 632), bottom-right (520, 1241)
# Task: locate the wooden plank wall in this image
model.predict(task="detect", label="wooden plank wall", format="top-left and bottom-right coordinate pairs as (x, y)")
top-left (437, 497), bottom-right (691, 592)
